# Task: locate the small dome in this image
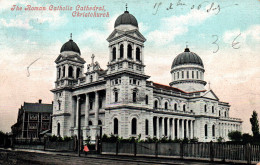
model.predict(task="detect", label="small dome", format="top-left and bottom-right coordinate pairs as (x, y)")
top-left (171, 48), bottom-right (204, 68)
top-left (60, 39), bottom-right (81, 55)
top-left (114, 11), bottom-right (138, 28)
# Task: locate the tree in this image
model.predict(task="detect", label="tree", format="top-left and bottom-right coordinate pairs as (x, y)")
top-left (242, 133), bottom-right (253, 143)
top-left (228, 131), bottom-right (242, 141)
top-left (250, 110), bottom-right (259, 137)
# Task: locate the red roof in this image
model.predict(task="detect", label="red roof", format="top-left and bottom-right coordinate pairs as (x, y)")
top-left (153, 82), bottom-right (206, 94)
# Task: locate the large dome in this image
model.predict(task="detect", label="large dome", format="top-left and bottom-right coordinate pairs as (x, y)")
top-left (60, 39), bottom-right (81, 55)
top-left (171, 48), bottom-right (204, 68)
top-left (114, 11), bottom-right (138, 28)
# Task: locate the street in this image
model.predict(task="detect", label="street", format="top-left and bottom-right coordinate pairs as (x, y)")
top-left (0, 148), bottom-right (238, 165)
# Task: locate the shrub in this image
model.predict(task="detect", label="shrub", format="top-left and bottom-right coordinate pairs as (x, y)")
top-left (217, 137), bottom-right (224, 143)
top-left (228, 131), bottom-right (242, 142)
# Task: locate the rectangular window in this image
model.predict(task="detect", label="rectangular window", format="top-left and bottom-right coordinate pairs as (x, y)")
top-left (192, 71), bottom-right (194, 78)
top-left (196, 71), bottom-right (198, 79)
top-left (182, 71), bottom-right (184, 78)
top-left (177, 72), bottom-right (179, 79)
top-left (187, 71), bottom-right (189, 78)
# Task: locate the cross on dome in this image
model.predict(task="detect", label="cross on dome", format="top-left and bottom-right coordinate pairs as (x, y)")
top-left (70, 33), bottom-right (72, 40)
top-left (91, 54), bottom-right (95, 64)
top-left (126, 3), bottom-right (128, 11)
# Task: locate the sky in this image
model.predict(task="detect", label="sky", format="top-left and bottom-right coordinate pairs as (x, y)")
top-left (0, 0), bottom-right (259, 134)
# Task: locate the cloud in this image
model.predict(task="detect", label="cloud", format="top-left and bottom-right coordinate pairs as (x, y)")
top-left (147, 9), bottom-right (214, 46)
top-left (0, 18), bottom-right (32, 29)
top-left (0, 0), bottom-right (68, 30)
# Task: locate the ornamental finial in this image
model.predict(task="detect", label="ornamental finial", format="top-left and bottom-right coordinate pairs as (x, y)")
top-left (126, 3), bottom-right (128, 11)
top-left (91, 54), bottom-right (95, 64)
top-left (70, 33), bottom-right (72, 40)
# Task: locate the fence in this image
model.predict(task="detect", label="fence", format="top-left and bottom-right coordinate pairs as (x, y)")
top-left (13, 138), bottom-right (75, 151)
top-left (102, 142), bottom-right (260, 164)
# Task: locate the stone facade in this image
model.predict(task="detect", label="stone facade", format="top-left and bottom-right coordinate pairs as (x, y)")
top-left (51, 10), bottom-right (242, 142)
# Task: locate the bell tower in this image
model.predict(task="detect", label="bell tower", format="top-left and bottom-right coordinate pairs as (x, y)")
top-left (52, 34), bottom-right (86, 137)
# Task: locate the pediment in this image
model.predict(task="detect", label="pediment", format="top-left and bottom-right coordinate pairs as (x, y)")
top-left (55, 54), bottom-right (85, 64)
top-left (107, 29), bottom-right (146, 42)
top-left (202, 90), bottom-right (219, 100)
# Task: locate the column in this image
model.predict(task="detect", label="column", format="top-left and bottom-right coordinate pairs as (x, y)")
top-left (133, 44), bottom-right (136, 61)
top-left (167, 118), bottom-right (170, 137)
top-left (162, 117), bottom-right (165, 137)
top-left (60, 66), bottom-right (64, 78)
top-left (109, 46), bottom-right (112, 62)
top-left (172, 118), bottom-right (175, 139)
top-left (85, 93), bottom-right (90, 127)
top-left (141, 47), bottom-right (144, 63)
top-left (191, 120), bottom-right (194, 139)
top-left (187, 120), bottom-right (190, 139)
top-left (116, 44), bottom-right (119, 60)
top-left (75, 96), bottom-right (80, 128)
top-left (182, 119), bottom-right (184, 139)
top-left (156, 117), bottom-right (159, 139)
top-left (65, 64), bottom-right (68, 77)
top-left (94, 91), bottom-right (99, 126)
top-left (176, 119), bottom-right (179, 139)
top-left (124, 41), bottom-right (127, 59)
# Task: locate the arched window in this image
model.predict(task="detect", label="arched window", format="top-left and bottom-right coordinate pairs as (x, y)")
top-left (212, 106), bottom-right (214, 113)
top-left (174, 103), bottom-right (177, 111)
top-left (205, 124), bottom-right (208, 137)
top-left (98, 120), bottom-right (102, 125)
top-left (183, 105), bottom-right (186, 112)
top-left (204, 105), bottom-right (207, 112)
top-left (133, 92), bottom-right (137, 102)
top-left (145, 119), bottom-right (149, 135)
top-left (136, 47), bottom-right (140, 61)
top-left (112, 47), bottom-right (116, 61)
top-left (219, 111), bottom-right (221, 116)
top-left (114, 118), bottom-right (118, 134)
top-left (212, 125), bottom-right (215, 137)
top-left (127, 44), bottom-right (132, 59)
top-left (115, 91), bottom-right (118, 102)
top-left (76, 68), bottom-right (80, 78)
top-left (120, 44), bottom-right (124, 58)
top-left (225, 111), bottom-right (227, 117)
top-left (89, 121), bottom-right (93, 126)
top-left (63, 66), bottom-right (65, 77)
top-left (131, 118), bottom-right (137, 135)
top-left (90, 75), bottom-right (93, 82)
top-left (57, 123), bottom-right (60, 136)
top-left (89, 100), bottom-right (93, 110)
top-left (154, 100), bottom-right (158, 109)
top-left (68, 66), bottom-right (73, 77)
top-left (165, 102), bottom-right (168, 109)
top-left (58, 100), bottom-right (61, 110)
top-left (145, 95), bottom-right (148, 105)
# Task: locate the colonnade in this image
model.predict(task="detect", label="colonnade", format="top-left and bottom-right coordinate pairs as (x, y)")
top-left (73, 90), bottom-right (104, 138)
top-left (219, 122), bottom-right (241, 138)
top-left (153, 117), bottom-right (195, 139)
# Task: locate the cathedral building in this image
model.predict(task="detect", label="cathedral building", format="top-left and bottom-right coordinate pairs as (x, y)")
top-left (51, 9), bottom-right (242, 142)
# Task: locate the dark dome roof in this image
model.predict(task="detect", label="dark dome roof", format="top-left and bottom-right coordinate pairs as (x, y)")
top-left (114, 11), bottom-right (138, 28)
top-left (60, 39), bottom-right (81, 54)
top-left (171, 48), bottom-right (204, 68)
